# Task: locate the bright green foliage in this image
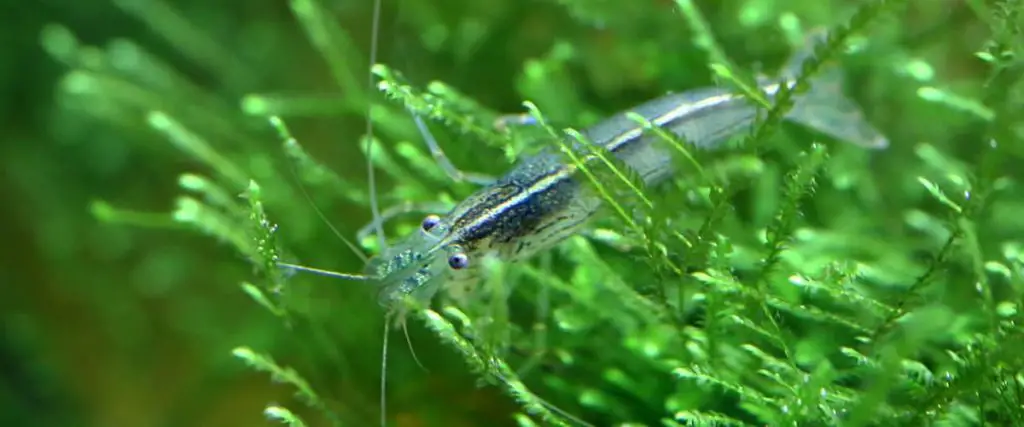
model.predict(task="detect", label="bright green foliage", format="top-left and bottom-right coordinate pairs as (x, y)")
top-left (5, 0), bottom-right (1024, 426)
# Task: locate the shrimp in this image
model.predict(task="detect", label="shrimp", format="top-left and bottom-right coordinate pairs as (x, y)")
top-left (364, 31), bottom-right (888, 317)
top-left (279, 10), bottom-right (888, 427)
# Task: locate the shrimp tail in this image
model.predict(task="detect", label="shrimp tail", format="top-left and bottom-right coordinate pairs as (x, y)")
top-left (782, 29), bottom-right (890, 149)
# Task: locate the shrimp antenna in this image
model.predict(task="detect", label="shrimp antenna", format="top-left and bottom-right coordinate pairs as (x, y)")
top-left (367, 1), bottom-right (391, 426)
top-left (380, 318), bottom-right (390, 427)
top-left (269, 116), bottom-right (369, 264)
top-left (365, 0), bottom-right (387, 253)
top-left (276, 262), bottom-right (372, 281)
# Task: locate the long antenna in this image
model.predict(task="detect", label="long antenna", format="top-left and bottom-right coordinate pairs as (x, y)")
top-left (366, 0), bottom-right (387, 253)
top-left (270, 116), bottom-right (369, 264)
top-left (367, 1), bottom-right (390, 426)
top-left (276, 262), bottom-right (371, 280)
top-left (380, 318), bottom-right (391, 427)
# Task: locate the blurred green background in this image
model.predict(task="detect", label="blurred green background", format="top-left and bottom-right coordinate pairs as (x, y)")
top-left (2, 0), bottom-right (1021, 426)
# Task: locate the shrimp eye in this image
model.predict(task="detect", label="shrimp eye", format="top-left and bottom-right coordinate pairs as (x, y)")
top-left (421, 214), bottom-right (442, 232)
top-left (447, 252), bottom-right (469, 270)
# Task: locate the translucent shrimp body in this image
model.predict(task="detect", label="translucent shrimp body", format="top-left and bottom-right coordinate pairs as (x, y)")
top-left (366, 35), bottom-right (888, 314)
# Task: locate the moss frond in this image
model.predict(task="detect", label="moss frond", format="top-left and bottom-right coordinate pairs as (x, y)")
top-left (30, 0), bottom-right (1024, 426)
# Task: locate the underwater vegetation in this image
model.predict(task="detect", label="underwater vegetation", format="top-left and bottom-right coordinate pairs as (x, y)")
top-left (2, 0), bottom-right (1024, 426)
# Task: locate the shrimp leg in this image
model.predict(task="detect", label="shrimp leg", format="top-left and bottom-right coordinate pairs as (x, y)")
top-left (411, 112), bottom-right (496, 185)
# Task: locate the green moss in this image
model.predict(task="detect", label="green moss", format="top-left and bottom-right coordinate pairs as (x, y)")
top-left (13, 0), bottom-right (1024, 426)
